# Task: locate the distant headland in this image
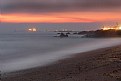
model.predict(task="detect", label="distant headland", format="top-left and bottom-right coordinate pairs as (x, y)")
top-left (54, 23), bottom-right (121, 38)
top-left (78, 23), bottom-right (121, 37)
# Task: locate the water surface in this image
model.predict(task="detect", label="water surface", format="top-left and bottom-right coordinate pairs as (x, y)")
top-left (1, 32), bottom-right (121, 73)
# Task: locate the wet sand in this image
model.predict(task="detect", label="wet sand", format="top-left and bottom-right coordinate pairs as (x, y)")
top-left (2, 45), bottom-right (121, 81)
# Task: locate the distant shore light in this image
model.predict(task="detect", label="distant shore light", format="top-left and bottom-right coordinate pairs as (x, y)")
top-left (28, 28), bottom-right (37, 32)
top-left (102, 24), bottom-right (121, 31)
top-left (28, 28), bottom-right (32, 31)
top-left (119, 27), bottom-right (121, 30)
top-left (33, 28), bottom-right (37, 32)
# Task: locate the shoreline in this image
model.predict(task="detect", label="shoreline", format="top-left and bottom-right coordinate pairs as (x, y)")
top-left (2, 45), bottom-right (121, 81)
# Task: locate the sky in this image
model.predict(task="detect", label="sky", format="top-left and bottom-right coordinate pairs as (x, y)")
top-left (1, 0), bottom-right (121, 23)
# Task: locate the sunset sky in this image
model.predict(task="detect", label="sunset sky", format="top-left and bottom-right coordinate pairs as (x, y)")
top-left (1, 0), bottom-right (121, 23)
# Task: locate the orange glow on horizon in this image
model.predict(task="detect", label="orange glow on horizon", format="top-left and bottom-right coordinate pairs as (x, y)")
top-left (1, 12), bottom-right (121, 23)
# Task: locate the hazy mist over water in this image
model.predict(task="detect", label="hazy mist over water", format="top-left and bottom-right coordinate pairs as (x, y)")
top-left (1, 32), bottom-right (121, 73)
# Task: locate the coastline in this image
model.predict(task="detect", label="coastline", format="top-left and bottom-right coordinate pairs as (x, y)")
top-left (2, 45), bottom-right (121, 81)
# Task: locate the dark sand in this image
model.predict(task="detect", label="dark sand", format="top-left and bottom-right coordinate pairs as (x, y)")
top-left (2, 45), bottom-right (121, 81)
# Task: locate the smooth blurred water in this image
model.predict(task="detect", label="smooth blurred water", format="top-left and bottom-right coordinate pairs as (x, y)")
top-left (1, 32), bottom-right (121, 73)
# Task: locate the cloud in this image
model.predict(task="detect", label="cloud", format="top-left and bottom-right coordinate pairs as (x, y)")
top-left (1, 0), bottom-right (121, 14)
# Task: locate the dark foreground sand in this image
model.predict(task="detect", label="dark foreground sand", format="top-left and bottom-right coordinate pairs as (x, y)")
top-left (2, 45), bottom-right (121, 81)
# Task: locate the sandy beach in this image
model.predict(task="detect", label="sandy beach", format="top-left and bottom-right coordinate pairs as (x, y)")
top-left (2, 45), bottom-right (121, 81)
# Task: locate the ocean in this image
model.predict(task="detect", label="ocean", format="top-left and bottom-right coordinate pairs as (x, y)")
top-left (1, 32), bottom-right (121, 73)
